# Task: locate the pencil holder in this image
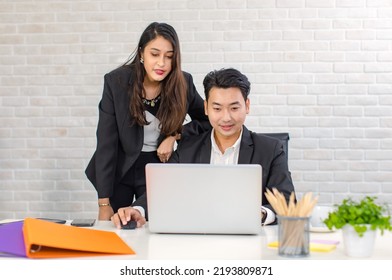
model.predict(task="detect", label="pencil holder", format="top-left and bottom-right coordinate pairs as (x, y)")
top-left (277, 215), bottom-right (310, 257)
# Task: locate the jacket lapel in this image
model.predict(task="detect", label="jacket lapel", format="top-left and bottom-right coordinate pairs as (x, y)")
top-left (238, 126), bottom-right (254, 164)
top-left (199, 132), bottom-right (212, 163)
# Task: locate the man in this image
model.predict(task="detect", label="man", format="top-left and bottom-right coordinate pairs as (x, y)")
top-left (112, 68), bottom-right (295, 228)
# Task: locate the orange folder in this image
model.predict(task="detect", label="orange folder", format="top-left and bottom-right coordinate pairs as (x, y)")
top-left (22, 218), bottom-right (135, 258)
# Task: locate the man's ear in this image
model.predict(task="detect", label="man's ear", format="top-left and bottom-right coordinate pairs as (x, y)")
top-left (246, 98), bottom-right (250, 114)
top-left (204, 100), bottom-right (208, 116)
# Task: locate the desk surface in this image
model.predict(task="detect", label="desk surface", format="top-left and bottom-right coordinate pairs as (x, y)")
top-left (1, 220), bottom-right (391, 260)
top-left (71, 221), bottom-right (392, 259)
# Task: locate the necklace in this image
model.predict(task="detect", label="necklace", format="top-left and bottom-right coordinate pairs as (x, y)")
top-left (142, 94), bottom-right (161, 107)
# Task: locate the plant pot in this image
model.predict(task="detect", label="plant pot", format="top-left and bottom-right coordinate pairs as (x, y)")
top-left (342, 224), bottom-right (376, 258)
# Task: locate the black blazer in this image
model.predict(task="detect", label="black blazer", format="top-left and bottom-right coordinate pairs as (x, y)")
top-left (85, 66), bottom-right (210, 199)
top-left (170, 126), bottom-right (295, 214)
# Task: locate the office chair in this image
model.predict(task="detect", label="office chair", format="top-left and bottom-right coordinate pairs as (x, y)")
top-left (260, 133), bottom-right (290, 161)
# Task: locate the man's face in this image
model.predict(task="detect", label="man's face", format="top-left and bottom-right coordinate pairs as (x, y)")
top-left (204, 86), bottom-right (250, 143)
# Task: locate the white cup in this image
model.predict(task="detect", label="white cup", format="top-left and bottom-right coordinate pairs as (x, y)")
top-left (310, 205), bottom-right (334, 228)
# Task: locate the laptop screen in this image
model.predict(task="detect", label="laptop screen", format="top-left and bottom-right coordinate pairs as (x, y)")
top-left (146, 163), bottom-right (262, 235)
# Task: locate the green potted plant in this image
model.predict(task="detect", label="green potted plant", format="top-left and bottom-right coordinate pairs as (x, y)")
top-left (324, 196), bottom-right (392, 257)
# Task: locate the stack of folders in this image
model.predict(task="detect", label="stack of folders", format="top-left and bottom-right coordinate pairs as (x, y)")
top-left (0, 218), bottom-right (135, 258)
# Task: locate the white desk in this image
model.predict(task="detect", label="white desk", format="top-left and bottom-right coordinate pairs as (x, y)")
top-left (80, 221), bottom-right (392, 260)
top-left (1, 220), bottom-right (391, 260)
top-left (3, 219), bottom-right (391, 280)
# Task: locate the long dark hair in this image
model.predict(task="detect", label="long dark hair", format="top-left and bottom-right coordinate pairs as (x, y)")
top-left (124, 22), bottom-right (187, 136)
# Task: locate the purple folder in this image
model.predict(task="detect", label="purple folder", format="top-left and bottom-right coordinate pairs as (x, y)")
top-left (0, 221), bottom-right (27, 257)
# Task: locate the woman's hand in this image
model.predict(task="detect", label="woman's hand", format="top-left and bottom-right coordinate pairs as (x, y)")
top-left (98, 205), bottom-right (114, 221)
top-left (157, 135), bottom-right (176, 162)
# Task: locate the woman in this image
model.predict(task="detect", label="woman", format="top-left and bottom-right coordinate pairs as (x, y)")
top-left (85, 22), bottom-right (210, 221)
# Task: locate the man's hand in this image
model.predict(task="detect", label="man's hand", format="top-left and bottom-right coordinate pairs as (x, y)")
top-left (111, 206), bottom-right (146, 229)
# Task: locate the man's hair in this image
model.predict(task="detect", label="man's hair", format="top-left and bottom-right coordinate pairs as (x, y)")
top-left (203, 68), bottom-right (251, 101)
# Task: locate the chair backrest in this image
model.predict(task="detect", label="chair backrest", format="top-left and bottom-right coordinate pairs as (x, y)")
top-left (259, 133), bottom-right (290, 161)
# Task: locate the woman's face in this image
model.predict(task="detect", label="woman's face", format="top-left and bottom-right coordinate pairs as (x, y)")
top-left (141, 36), bottom-right (174, 84)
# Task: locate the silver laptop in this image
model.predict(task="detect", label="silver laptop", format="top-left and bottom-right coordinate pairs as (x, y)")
top-left (146, 163), bottom-right (262, 235)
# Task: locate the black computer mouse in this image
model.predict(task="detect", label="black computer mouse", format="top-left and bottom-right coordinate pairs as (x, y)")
top-left (121, 220), bottom-right (137, 230)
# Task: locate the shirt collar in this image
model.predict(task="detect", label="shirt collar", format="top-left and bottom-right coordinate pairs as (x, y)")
top-left (210, 128), bottom-right (243, 155)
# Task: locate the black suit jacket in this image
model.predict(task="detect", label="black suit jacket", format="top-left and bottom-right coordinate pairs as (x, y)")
top-left (169, 126), bottom-right (295, 214)
top-left (85, 66), bottom-right (210, 204)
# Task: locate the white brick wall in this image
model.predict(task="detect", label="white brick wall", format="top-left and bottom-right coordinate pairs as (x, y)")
top-left (1, 0), bottom-right (392, 219)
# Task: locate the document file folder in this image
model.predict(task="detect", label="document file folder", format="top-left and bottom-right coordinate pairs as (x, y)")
top-left (0, 221), bottom-right (26, 257)
top-left (0, 218), bottom-right (135, 258)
